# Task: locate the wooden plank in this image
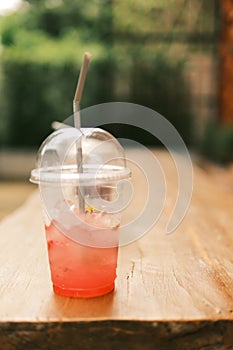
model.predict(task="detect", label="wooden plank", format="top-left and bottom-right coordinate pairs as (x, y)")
top-left (1, 321), bottom-right (233, 350)
top-left (0, 150), bottom-right (233, 348)
top-left (0, 182), bottom-right (35, 220)
top-left (197, 159), bottom-right (233, 194)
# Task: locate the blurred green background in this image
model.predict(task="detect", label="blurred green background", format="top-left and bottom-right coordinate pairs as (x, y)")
top-left (0, 0), bottom-right (232, 163)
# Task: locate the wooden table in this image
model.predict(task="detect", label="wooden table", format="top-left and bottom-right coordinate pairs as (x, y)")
top-left (0, 150), bottom-right (233, 350)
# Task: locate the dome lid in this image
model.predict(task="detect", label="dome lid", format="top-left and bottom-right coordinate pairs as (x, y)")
top-left (30, 127), bottom-right (130, 185)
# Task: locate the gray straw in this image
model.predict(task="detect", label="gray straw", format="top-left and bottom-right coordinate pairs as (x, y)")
top-left (73, 52), bottom-right (91, 213)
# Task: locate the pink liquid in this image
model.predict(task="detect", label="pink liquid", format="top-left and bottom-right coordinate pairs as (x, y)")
top-left (45, 222), bottom-right (118, 298)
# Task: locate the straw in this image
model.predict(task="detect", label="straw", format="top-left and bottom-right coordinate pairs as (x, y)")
top-left (51, 121), bottom-right (69, 130)
top-left (73, 52), bottom-right (91, 213)
top-left (73, 52), bottom-right (91, 128)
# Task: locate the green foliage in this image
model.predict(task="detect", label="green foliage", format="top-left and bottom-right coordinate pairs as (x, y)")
top-left (21, 0), bottom-right (101, 39)
top-left (0, 0), bottom-right (115, 147)
top-left (0, 0), bottom-right (194, 147)
top-left (0, 40), bottom-right (113, 147)
top-left (0, 12), bottom-right (26, 46)
top-left (2, 29), bottom-right (104, 65)
top-left (130, 49), bottom-right (194, 144)
top-left (202, 122), bottom-right (233, 163)
top-left (114, 0), bottom-right (216, 35)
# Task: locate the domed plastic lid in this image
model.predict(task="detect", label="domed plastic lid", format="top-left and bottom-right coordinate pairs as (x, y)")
top-left (30, 127), bottom-right (131, 185)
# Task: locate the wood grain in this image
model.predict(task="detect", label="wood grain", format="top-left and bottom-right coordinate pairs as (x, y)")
top-left (0, 150), bottom-right (233, 348)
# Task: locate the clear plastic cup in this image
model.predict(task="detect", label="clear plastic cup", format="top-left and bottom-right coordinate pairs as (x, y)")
top-left (30, 127), bottom-right (131, 298)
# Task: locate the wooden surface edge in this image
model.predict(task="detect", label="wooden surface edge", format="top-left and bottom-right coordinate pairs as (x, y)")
top-left (0, 320), bottom-right (233, 350)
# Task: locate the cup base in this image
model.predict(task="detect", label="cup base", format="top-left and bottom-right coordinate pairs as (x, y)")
top-left (53, 282), bottom-right (115, 298)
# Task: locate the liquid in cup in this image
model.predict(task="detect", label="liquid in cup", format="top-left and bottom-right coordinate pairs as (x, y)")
top-left (30, 127), bottom-right (130, 298)
top-left (46, 216), bottom-right (119, 298)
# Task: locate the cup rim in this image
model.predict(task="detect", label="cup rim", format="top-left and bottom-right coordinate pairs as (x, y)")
top-left (30, 164), bottom-right (131, 185)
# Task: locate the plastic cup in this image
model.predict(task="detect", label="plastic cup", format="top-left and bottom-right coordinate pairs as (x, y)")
top-left (30, 127), bottom-right (130, 298)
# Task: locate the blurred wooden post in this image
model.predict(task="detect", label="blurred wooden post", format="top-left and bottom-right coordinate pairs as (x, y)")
top-left (219, 0), bottom-right (233, 124)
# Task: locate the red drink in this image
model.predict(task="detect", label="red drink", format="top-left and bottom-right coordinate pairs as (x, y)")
top-left (45, 221), bottom-right (118, 298)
